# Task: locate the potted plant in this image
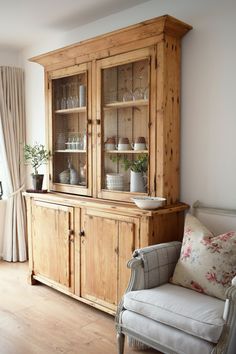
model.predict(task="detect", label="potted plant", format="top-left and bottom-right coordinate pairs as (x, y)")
top-left (111, 154), bottom-right (148, 192)
top-left (24, 143), bottom-right (50, 191)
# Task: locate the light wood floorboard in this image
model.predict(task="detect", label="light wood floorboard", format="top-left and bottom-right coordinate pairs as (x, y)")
top-left (0, 261), bottom-right (159, 354)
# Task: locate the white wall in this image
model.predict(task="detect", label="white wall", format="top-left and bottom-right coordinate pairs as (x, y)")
top-left (22, 0), bottom-right (236, 209)
top-left (0, 47), bottom-right (22, 67)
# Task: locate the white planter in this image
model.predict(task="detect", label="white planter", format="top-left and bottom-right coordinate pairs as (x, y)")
top-left (130, 171), bottom-right (147, 193)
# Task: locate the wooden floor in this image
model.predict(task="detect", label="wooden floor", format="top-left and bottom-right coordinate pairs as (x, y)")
top-left (0, 261), bottom-right (159, 354)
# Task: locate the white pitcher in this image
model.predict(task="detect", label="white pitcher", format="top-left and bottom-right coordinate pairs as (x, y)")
top-left (130, 171), bottom-right (147, 193)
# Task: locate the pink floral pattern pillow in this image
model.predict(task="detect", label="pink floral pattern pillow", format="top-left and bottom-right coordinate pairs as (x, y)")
top-left (171, 214), bottom-right (236, 300)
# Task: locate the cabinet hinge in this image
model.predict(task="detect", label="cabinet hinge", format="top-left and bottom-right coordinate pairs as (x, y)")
top-left (115, 247), bottom-right (119, 256)
top-left (154, 174), bottom-right (157, 191)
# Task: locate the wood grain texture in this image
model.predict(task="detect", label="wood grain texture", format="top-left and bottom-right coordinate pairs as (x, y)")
top-left (0, 261), bottom-right (160, 354)
top-left (31, 200), bottom-right (73, 290)
top-left (81, 209), bottom-right (118, 309)
top-left (25, 14), bottom-right (192, 317)
top-left (156, 35), bottom-right (181, 204)
top-left (34, 15), bottom-right (192, 204)
top-left (118, 221), bottom-right (136, 300)
top-left (30, 15), bottom-right (192, 69)
top-left (25, 193), bottom-right (188, 314)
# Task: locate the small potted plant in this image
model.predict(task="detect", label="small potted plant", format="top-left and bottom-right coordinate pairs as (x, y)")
top-left (110, 154), bottom-right (148, 192)
top-left (24, 143), bottom-right (50, 191)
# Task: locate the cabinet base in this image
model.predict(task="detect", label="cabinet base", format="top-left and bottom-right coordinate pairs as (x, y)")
top-left (32, 274), bottom-right (116, 316)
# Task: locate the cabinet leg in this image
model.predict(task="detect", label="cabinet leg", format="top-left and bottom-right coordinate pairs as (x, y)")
top-left (117, 332), bottom-right (125, 354)
top-left (28, 271), bottom-right (37, 285)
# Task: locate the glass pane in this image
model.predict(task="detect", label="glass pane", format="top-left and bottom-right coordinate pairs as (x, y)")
top-left (101, 59), bottom-right (149, 193)
top-left (52, 72), bottom-right (87, 187)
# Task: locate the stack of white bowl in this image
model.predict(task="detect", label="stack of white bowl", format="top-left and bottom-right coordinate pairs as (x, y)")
top-left (106, 173), bottom-right (124, 191)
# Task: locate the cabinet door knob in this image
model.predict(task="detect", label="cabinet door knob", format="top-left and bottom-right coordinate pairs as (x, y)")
top-left (79, 230), bottom-right (85, 237)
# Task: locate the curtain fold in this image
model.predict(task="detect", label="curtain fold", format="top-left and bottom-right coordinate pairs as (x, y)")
top-left (0, 66), bottom-right (27, 262)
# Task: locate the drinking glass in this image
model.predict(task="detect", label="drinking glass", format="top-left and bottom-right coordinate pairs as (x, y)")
top-left (122, 79), bottom-right (133, 102)
top-left (133, 74), bottom-right (144, 100)
top-left (60, 84), bottom-right (67, 109)
top-left (143, 86), bottom-right (149, 100)
top-left (66, 83), bottom-right (73, 109)
top-left (133, 63), bottom-right (146, 100)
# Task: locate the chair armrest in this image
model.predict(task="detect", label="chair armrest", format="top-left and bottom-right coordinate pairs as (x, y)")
top-left (217, 282), bottom-right (236, 353)
top-left (115, 241), bottom-right (182, 331)
top-left (126, 258), bottom-right (144, 292)
top-left (133, 241), bottom-right (182, 289)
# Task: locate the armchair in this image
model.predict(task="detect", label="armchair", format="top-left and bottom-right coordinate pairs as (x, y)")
top-left (116, 242), bottom-right (236, 354)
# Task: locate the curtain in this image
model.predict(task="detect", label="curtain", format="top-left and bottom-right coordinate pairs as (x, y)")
top-left (0, 66), bottom-right (27, 262)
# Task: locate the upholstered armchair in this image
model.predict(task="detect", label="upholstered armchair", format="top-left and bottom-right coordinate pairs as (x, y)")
top-left (116, 241), bottom-right (236, 354)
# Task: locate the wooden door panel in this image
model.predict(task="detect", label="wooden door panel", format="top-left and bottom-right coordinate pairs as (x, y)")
top-left (81, 209), bottom-right (139, 309)
top-left (117, 221), bottom-right (135, 302)
top-left (81, 212), bottom-right (118, 307)
top-left (32, 201), bottom-right (73, 288)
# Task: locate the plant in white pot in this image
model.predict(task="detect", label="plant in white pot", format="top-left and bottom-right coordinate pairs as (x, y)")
top-left (123, 154), bottom-right (148, 192)
top-left (24, 143), bottom-right (50, 191)
top-left (110, 154), bottom-right (148, 193)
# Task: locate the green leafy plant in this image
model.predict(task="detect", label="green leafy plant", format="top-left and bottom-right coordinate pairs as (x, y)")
top-left (24, 143), bottom-right (50, 175)
top-left (110, 154), bottom-right (148, 173)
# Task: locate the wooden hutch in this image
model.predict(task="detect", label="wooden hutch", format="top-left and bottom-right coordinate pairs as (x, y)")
top-left (25, 15), bottom-right (192, 315)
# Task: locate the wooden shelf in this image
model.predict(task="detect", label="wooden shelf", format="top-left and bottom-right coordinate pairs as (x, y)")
top-left (54, 182), bottom-right (86, 187)
top-left (103, 99), bottom-right (148, 110)
top-left (55, 149), bottom-right (86, 153)
top-left (104, 150), bottom-right (148, 154)
top-left (55, 107), bottom-right (86, 114)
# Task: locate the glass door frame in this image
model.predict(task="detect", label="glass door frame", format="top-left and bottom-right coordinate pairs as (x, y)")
top-left (47, 63), bottom-right (92, 196)
top-left (95, 47), bottom-right (156, 202)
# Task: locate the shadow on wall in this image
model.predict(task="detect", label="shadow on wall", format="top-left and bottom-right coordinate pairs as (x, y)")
top-left (0, 200), bottom-right (6, 258)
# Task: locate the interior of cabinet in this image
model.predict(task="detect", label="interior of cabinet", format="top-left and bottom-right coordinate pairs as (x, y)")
top-left (101, 59), bottom-right (150, 193)
top-left (52, 72), bottom-right (87, 187)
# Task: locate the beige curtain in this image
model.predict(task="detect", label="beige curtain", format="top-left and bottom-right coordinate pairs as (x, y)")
top-left (0, 66), bottom-right (27, 262)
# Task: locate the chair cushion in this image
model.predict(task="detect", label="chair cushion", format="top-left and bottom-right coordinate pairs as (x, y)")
top-left (121, 311), bottom-right (215, 354)
top-left (171, 214), bottom-right (236, 300)
top-left (123, 283), bottom-right (225, 343)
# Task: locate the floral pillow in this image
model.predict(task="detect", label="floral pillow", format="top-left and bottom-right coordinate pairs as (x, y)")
top-left (171, 213), bottom-right (236, 300)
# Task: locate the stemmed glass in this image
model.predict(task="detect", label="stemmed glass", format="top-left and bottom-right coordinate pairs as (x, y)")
top-left (60, 84), bottom-right (67, 109)
top-left (72, 81), bottom-right (79, 107)
top-left (122, 79), bottom-right (133, 102)
top-left (55, 84), bottom-right (61, 110)
top-left (133, 73), bottom-right (144, 100)
top-left (66, 83), bottom-right (73, 108)
top-left (133, 63), bottom-right (147, 101)
top-left (143, 86), bottom-right (149, 100)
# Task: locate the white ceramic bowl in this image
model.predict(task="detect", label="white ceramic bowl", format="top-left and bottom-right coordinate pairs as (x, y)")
top-left (131, 196), bottom-right (166, 210)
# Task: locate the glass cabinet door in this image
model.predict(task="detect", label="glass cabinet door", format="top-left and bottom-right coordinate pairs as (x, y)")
top-left (49, 64), bottom-right (92, 196)
top-left (96, 48), bottom-right (154, 202)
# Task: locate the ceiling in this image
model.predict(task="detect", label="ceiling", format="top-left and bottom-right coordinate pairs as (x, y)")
top-left (0, 0), bottom-right (150, 50)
